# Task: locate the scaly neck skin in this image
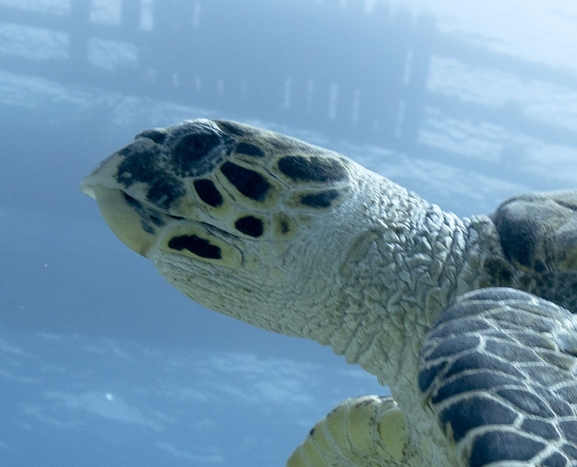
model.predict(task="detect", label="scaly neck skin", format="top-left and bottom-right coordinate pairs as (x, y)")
top-left (314, 173), bottom-right (503, 401)
top-left (295, 174), bottom-right (505, 466)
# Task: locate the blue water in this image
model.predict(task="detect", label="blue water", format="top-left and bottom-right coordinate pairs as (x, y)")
top-left (2, 0), bottom-right (577, 465)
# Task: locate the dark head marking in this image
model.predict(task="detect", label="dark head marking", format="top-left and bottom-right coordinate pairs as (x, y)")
top-left (173, 132), bottom-right (221, 166)
top-left (168, 235), bottom-right (222, 259)
top-left (235, 216), bottom-right (264, 237)
top-left (273, 213), bottom-right (295, 238)
top-left (116, 140), bottom-right (185, 210)
top-left (146, 179), bottom-right (187, 209)
top-left (300, 190), bottom-right (340, 208)
top-left (116, 140), bottom-right (160, 189)
top-left (122, 192), bottom-right (166, 234)
top-left (164, 121), bottom-right (237, 178)
top-left (278, 218), bottom-right (290, 234)
top-left (235, 142), bottom-right (265, 158)
top-left (278, 156), bottom-right (347, 183)
top-left (220, 162), bottom-right (270, 201)
top-left (194, 179), bottom-right (223, 207)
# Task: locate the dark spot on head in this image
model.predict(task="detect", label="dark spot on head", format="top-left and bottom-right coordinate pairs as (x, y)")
top-left (168, 235), bottom-right (222, 259)
top-left (123, 191), bottom-right (142, 210)
top-left (279, 219), bottom-right (290, 234)
top-left (300, 190), bottom-right (340, 208)
top-left (308, 427), bottom-right (315, 437)
top-left (278, 156), bottom-right (347, 183)
top-left (235, 216), bottom-right (264, 237)
top-left (115, 141), bottom-right (158, 189)
top-left (173, 132), bottom-right (221, 167)
top-left (273, 213), bottom-right (295, 238)
top-left (194, 179), bottom-right (223, 207)
top-left (122, 192), bottom-right (155, 235)
top-left (149, 214), bottom-right (165, 227)
top-left (146, 179), bottom-right (187, 209)
top-left (534, 259), bottom-right (546, 273)
top-left (165, 121), bottom-right (237, 177)
top-left (122, 192), bottom-right (168, 234)
top-left (220, 162), bottom-right (270, 201)
top-left (116, 140), bottom-right (186, 210)
top-left (135, 128), bottom-right (167, 144)
top-left (235, 142), bottom-right (265, 157)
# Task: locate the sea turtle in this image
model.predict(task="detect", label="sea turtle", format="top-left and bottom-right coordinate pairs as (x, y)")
top-left (81, 119), bottom-right (577, 466)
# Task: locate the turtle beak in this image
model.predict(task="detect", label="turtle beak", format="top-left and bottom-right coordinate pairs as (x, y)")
top-left (82, 184), bottom-right (159, 257)
top-left (81, 146), bottom-right (164, 258)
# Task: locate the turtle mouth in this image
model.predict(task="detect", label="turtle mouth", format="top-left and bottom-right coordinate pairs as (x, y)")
top-left (83, 183), bottom-right (244, 267)
top-left (82, 184), bottom-right (174, 257)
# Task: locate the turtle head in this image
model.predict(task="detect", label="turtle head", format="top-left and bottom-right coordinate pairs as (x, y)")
top-left (82, 119), bottom-right (377, 337)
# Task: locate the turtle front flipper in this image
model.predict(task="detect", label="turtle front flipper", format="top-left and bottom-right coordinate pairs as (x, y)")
top-left (419, 287), bottom-right (577, 467)
top-left (287, 396), bottom-right (424, 467)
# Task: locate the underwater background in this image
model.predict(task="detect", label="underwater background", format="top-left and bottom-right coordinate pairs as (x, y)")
top-left (2, 0), bottom-right (577, 465)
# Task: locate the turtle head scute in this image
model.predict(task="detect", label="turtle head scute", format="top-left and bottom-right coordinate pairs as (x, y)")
top-left (277, 155), bottom-right (349, 183)
top-left (162, 119), bottom-right (236, 178)
top-left (168, 234), bottom-right (222, 260)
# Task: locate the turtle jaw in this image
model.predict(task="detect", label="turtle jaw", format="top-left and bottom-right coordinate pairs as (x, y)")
top-left (81, 184), bottom-right (161, 257)
top-left (82, 178), bottom-right (245, 268)
top-left (80, 138), bottom-right (184, 258)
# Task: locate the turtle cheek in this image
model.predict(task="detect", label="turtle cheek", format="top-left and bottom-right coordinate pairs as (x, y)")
top-left (89, 187), bottom-right (160, 257)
